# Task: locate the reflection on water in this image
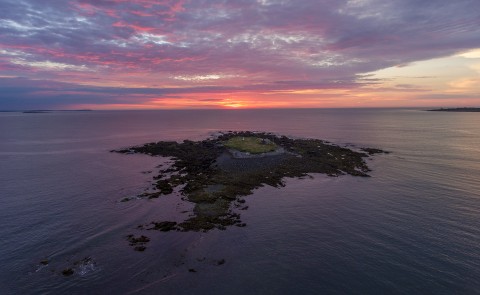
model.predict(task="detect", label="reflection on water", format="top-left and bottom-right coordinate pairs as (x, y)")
top-left (1, 109), bottom-right (480, 294)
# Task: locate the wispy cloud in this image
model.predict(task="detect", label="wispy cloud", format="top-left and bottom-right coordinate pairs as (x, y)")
top-left (0, 0), bottom-right (479, 108)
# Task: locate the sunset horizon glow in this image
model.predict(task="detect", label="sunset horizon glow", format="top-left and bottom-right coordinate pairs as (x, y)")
top-left (1, 0), bottom-right (479, 110)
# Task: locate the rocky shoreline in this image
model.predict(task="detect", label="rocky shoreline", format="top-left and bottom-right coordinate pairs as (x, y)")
top-left (114, 131), bottom-right (388, 245)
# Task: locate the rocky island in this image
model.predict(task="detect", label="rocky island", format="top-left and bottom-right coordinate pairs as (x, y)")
top-left (114, 131), bottom-right (387, 239)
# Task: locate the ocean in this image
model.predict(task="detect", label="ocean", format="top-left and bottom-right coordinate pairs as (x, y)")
top-left (1, 108), bottom-right (479, 294)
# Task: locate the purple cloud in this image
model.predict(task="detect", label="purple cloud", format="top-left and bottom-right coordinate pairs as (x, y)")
top-left (0, 0), bottom-right (479, 108)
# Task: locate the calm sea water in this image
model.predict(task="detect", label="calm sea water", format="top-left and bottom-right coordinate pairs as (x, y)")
top-left (1, 109), bottom-right (480, 294)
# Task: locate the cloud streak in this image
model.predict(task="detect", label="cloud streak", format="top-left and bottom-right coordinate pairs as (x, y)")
top-left (0, 0), bottom-right (479, 108)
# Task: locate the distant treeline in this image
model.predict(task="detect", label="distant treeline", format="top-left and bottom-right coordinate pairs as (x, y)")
top-left (427, 108), bottom-right (480, 112)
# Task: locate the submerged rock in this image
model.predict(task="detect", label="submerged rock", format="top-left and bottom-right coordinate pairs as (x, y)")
top-left (126, 234), bottom-right (151, 251)
top-left (62, 268), bottom-right (74, 276)
top-left (147, 221), bottom-right (177, 232)
top-left (40, 259), bottom-right (49, 266)
top-left (115, 131), bottom-right (387, 232)
top-left (361, 147), bottom-right (390, 155)
top-left (216, 259), bottom-right (226, 265)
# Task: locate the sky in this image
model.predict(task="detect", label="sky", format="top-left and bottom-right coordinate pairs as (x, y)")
top-left (0, 0), bottom-right (479, 110)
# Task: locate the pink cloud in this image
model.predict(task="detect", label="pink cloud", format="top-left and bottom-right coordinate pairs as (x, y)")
top-left (0, 0), bottom-right (479, 109)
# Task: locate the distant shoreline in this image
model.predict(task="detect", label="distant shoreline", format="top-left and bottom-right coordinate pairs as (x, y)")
top-left (427, 108), bottom-right (480, 112)
top-left (0, 109), bottom-right (93, 113)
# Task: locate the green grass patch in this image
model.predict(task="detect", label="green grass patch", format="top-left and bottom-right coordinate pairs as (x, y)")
top-left (224, 136), bottom-right (277, 154)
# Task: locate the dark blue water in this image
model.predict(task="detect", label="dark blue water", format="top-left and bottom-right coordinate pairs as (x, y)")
top-left (1, 109), bottom-right (480, 294)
